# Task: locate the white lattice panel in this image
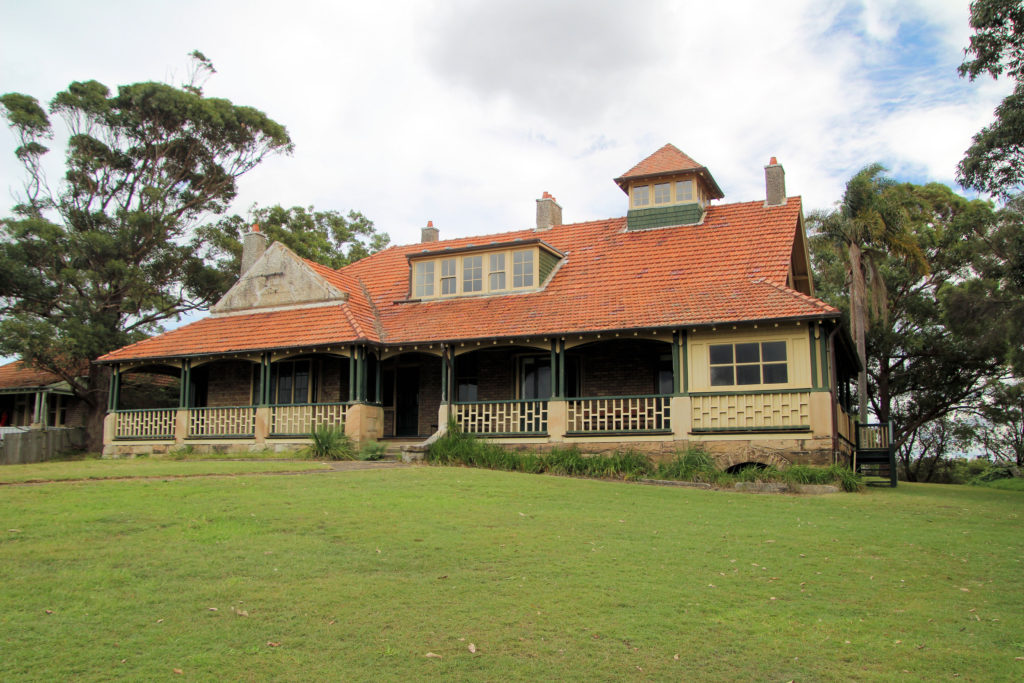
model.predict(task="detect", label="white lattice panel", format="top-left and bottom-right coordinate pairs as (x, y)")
top-left (115, 409), bottom-right (176, 439)
top-left (456, 401), bottom-right (548, 434)
top-left (691, 392), bottom-right (810, 430)
top-left (270, 403), bottom-right (347, 435)
top-left (188, 407), bottom-right (255, 437)
top-left (566, 396), bottom-right (670, 432)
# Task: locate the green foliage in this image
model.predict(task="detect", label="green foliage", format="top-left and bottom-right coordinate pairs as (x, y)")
top-left (358, 440), bottom-right (389, 461)
top-left (958, 0), bottom-right (1024, 197)
top-left (427, 433), bottom-right (861, 491)
top-left (0, 52), bottom-right (293, 449)
top-left (196, 204), bottom-right (390, 296)
top-left (307, 425), bottom-right (355, 460)
top-left (811, 180), bottom-right (1019, 481)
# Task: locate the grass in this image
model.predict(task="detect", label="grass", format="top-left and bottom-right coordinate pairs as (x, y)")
top-left (0, 464), bottom-right (1022, 681)
top-left (0, 458), bottom-right (329, 484)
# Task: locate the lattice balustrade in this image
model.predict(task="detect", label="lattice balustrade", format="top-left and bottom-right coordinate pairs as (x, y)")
top-left (188, 406), bottom-right (255, 438)
top-left (114, 409), bottom-right (176, 440)
top-left (691, 392), bottom-right (810, 431)
top-left (270, 403), bottom-right (347, 436)
top-left (455, 400), bottom-right (548, 435)
top-left (566, 396), bottom-right (670, 433)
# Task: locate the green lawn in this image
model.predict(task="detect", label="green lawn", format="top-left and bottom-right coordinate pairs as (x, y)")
top-left (0, 458), bottom-right (329, 484)
top-left (1, 464), bottom-right (1021, 681)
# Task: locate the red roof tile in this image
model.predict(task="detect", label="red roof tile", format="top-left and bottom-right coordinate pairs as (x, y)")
top-left (0, 360), bottom-right (64, 389)
top-left (613, 143), bottom-right (725, 198)
top-left (98, 196), bottom-right (838, 362)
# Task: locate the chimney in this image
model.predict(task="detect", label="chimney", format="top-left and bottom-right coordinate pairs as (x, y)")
top-left (536, 191), bottom-right (562, 231)
top-left (241, 223), bottom-right (268, 276)
top-left (421, 220), bottom-right (439, 243)
top-left (765, 157), bottom-right (786, 206)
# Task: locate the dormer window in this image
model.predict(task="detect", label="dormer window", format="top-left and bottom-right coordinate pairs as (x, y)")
top-left (632, 185), bottom-right (650, 207)
top-left (408, 241), bottom-right (559, 300)
top-left (653, 182), bottom-right (671, 204)
top-left (676, 180), bottom-right (693, 201)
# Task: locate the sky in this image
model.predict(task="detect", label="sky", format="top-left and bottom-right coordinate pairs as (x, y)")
top-left (0, 0), bottom-right (1013, 361)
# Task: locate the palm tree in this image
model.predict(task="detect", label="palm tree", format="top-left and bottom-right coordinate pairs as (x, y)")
top-left (814, 164), bottom-right (928, 419)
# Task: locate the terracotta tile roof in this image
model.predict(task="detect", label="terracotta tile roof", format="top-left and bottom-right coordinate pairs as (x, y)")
top-left (613, 143), bottom-right (725, 199)
top-left (0, 360), bottom-right (64, 389)
top-left (618, 143), bottom-right (705, 179)
top-left (98, 196), bottom-right (838, 362)
top-left (97, 305), bottom-right (364, 362)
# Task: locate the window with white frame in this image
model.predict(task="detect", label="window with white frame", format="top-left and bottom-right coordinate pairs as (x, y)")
top-left (489, 253), bottom-right (506, 290)
top-left (654, 182), bottom-right (671, 204)
top-left (633, 184), bottom-right (650, 207)
top-left (440, 258), bottom-right (457, 295)
top-left (709, 341), bottom-right (788, 386)
top-left (513, 250), bottom-right (534, 288)
top-left (413, 261), bottom-right (434, 298)
top-left (463, 255), bottom-right (483, 293)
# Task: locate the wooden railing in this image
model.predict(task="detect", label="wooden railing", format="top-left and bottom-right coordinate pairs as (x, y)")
top-left (114, 408), bottom-right (176, 440)
top-left (836, 402), bottom-right (856, 446)
top-left (188, 406), bottom-right (256, 438)
top-left (270, 402), bottom-right (347, 436)
top-left (691, 391), bottom-right (811, 431)
top-left (566, 395), bottom-right (670, 433)
top-left (454, 399), bottom-right (548, 435)
top-left (857, 422), bottom-right (892, 450)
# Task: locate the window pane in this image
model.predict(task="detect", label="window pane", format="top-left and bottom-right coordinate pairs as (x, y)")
top-left (735, 343), bottom-right (760, 364)
top-left (654, 182), bottom-right (671, 203)
top-left (413, 261), bottom-right (434, 297)
top-left (463, 255), bottom-right (482, 292)
top-left (277, 372), bottom-right (292, 404)
top-left (489, 271), bottom-right (505, 290)
top-left (489, 253), bottom-right (504, 271)
top-left (710, 366), bottom-right (734, 386)
top-left (676, 180), bottom-right (693, 201)
top-left (709, 344), bottom-right (733, 365)
top-left (736, 365), bottom-right (760, 385)
top-left (513, 250), bottom-right (534, 287)
top-left (294, 366), bottom-right (310, 402)
top-left (761, 341), bottom-right (786, 362)
top-left (440, 258), bottom-right (456, 294)
top-left (633, 185), bottom-right (649, 206)
top-left (763, 363), bottom-right (788, 384)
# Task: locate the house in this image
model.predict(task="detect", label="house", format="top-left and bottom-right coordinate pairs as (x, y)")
top-left (96, 145), bottom-right (872, 468)
top-left (0, 360), bottom-right (86, 433)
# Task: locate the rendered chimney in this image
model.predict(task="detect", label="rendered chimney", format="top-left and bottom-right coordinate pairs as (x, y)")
top-left (765, 157), bottom-right (786, 206)
top-left (241, 223), bottom-right (268, 276)
top-left (421, 220), bottom-right (439, 243)
top-left (536, 191), bottom-right (562, 231)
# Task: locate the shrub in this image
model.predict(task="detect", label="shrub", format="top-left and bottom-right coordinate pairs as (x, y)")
top-left (307, 425), bottom-right (355, 460)
top-left (358, 440), bottom-right (389, 461)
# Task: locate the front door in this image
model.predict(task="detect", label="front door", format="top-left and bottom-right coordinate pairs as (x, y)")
top-left (395, 366), bottom-right (420, 436)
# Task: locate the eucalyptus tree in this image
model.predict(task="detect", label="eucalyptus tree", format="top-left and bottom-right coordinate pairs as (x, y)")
top-left (0, 52), bottom-right (293, 448)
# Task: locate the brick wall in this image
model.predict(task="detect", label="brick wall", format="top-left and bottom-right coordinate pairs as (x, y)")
top-left (418, 356), bottom-right (442, 435)
top-left (206, 361), bottom-right (255, 406)
top-left (572, 340), bottom-right (667, 396)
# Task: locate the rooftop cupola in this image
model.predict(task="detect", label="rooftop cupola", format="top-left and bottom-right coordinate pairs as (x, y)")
top-left (614, 143), bottom-right (724, 231)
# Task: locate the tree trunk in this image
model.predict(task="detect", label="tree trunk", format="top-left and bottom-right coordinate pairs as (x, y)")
top-left (848, 241), bottom-right (870, 419)
top-left (83, 365), bottom-right (110, 453)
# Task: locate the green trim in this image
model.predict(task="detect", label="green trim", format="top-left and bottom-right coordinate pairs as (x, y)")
top-left (468, 432), bottom-right (549, 438)
top-left (348, 347), bottom-right (355, 403)
top-left (681, 333), bottom-right (689, 395)
top-left (565, 429), bottom-right (673, 437)
top-left (184, 434), bottom-right (256, 440)
top-left (691, 426), bottom-right (811, 434)
top-left (453, 398), bottom-right (547, 406)
top-left (538, 249), bottom-right (559, 284)
top-left (268, 401), bottom-right (349, 409)
top-left (627, 204), bottom-right (705, 231)
top-left (113, 407), bottom-right (180, 414)
top-left (689, 388), bottom-right (815, 396)
top-left (672, 331), bottom-right (681, 395)
top-left (558, 339), bottom-right (566, 399)
top-left (550, 340), bottom-right (557, 398)
top-left (440, 349), bottom-right (448, 403)
top-left (567, 394), bottom-right (670, 401)
top-left (820, 332), bottom-right (830, 391)
top-left (809, 327), bottom-right (819, 389)
top-left (113, 435), bottom-right (175, 441)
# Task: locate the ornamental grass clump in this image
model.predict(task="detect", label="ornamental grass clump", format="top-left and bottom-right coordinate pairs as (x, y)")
top-left (307, 425), bottom-right (355, 460)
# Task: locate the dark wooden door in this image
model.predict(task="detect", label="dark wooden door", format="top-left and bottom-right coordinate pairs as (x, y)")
top-left (395, 366), bottom-right (420, 436)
